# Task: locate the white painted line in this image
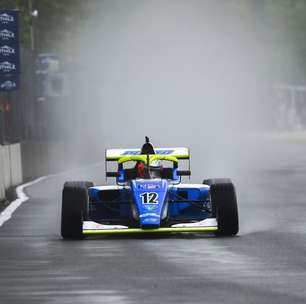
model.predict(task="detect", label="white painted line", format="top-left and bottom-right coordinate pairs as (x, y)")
top-left (0, 177), bottom-right (46, 227)
top-left (0, 161), bottom-right (106, 228)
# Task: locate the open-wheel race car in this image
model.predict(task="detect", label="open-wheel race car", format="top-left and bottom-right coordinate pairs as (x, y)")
top-left (61, 137), bottom-right (239, 239)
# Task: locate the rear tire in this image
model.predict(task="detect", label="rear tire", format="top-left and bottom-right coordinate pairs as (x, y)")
top-left (203, 178), bottom-right (239, 236)
top-left (61, 181), bottom-right (93, 239)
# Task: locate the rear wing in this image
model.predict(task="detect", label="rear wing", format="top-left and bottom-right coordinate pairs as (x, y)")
top-left (106, 147), bottom-right (190, 161)
top-left (105, 147), bottom-right (190, 181)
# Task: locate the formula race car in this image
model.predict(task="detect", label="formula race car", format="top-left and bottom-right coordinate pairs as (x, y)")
top-left (61, 137), bottom-right (239, 239)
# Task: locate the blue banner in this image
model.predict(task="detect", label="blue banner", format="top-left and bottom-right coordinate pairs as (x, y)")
top-left (0, 75), bottom-right (19, 91)
top-left (0, 11), bottom-right (18, 30)
top-left (0, 10), bottom-right (19, 90)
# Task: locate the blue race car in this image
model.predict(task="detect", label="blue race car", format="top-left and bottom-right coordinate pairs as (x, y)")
top-left (61, 137), bottom-right (239, 238)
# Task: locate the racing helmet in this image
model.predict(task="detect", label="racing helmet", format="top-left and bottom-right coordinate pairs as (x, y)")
top-left (136, 161), bottom-right (146, 178)
top-left (150, 160), bottom-right (161, 167)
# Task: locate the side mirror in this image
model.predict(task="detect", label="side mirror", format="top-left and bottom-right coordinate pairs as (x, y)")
top-left (176, 170), bottom-right (191, 176)
top-left (106, 172), bottom-right (120, 178)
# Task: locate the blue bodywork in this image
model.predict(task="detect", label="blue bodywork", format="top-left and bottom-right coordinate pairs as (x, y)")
top-left (131, 179), bottom-right (168, 227)
top-left (88, 179), bottom-right (211, 228)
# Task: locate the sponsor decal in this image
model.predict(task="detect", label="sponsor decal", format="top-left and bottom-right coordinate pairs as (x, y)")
top-left (156, 149), bottom-right (174, 155)
top-left (121, 149), bottom-right (174, 156)
top-left (0, 29), bottom-right (15, 40)
top-left (142, 217), bottom-right (159, 223)
top-left (139, 213), bottom-right (160, 218)
top-left (0, 80), bottom-right (16, 90)
top-left (0, 45), bottom-right (15, 56)
top-left (138, 184), bottom-right (159, 190)
top-left (0, 13), bottom-right (14, 24)
top-left (122, 150), bottom-right (140, 156)
top-left (0, 61), bottom-right (15, 72)
top-left (144, 204), bottom-right (158, 211)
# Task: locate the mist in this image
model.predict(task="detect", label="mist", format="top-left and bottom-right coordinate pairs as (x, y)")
top-left (45, 0), bottom-right (294, 185)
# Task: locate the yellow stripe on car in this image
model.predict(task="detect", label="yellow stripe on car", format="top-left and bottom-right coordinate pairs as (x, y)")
top-left (117, 154), bottom-right (178, 165)
top-left (83, 227), bottom-right (218, 235)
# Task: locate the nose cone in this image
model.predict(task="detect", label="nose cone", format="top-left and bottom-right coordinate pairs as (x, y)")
top-left (131, 179), bottom-right (168, 228)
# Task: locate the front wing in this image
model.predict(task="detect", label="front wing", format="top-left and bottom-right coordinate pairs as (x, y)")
top-left (82, 218), bottom-right (218, 235)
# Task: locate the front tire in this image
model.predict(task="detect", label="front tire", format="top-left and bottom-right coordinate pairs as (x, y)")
top-left (61, 181), bottom-right (93, 239)
top-left (203, 178), bottom-right (239, 236)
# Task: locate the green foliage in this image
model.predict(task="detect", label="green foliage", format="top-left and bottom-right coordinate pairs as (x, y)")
top-left (1, 0), bottom-right (306, 81)
top-left (0, 0), bottom-right (86, 52)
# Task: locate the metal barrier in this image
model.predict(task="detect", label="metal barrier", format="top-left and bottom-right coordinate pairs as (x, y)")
top-left (0, 143), bottom-right (22, 201)
top-left (0, 46), bottom-right (35, 200)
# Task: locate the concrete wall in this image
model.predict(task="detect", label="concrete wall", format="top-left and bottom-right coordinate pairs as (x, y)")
top-left (0, 144), bottom-right (23, 202)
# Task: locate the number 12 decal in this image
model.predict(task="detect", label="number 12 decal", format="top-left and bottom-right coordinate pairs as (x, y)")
top-left (140, 192), bottom-right (158, 204)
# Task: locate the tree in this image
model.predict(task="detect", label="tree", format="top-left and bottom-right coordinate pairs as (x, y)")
top-left (0, 0), bottom-right (86, 52)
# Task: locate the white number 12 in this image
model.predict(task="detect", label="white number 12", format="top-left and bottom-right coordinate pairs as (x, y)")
top-left (140, 192), bottom-right (158, 204)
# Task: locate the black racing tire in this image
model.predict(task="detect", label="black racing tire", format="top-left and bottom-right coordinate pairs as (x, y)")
top-left (61, 181), bottom-right (93, 239)
top-left (203, 178), bottom-right (239, 236)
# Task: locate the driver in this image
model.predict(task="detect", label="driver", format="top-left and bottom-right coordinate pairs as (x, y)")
top-left (135, 137), bottom-right (163, 178)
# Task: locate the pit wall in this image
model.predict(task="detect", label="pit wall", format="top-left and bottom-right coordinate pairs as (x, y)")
top-left (0, 144), bottom-right (23, 202)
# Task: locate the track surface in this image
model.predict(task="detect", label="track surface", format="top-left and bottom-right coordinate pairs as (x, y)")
top-left (1, 143), bottom-right (306, 304)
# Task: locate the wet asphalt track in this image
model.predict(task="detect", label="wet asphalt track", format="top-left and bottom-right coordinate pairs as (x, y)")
top-left (1, 142), bottom-right (306, 304)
